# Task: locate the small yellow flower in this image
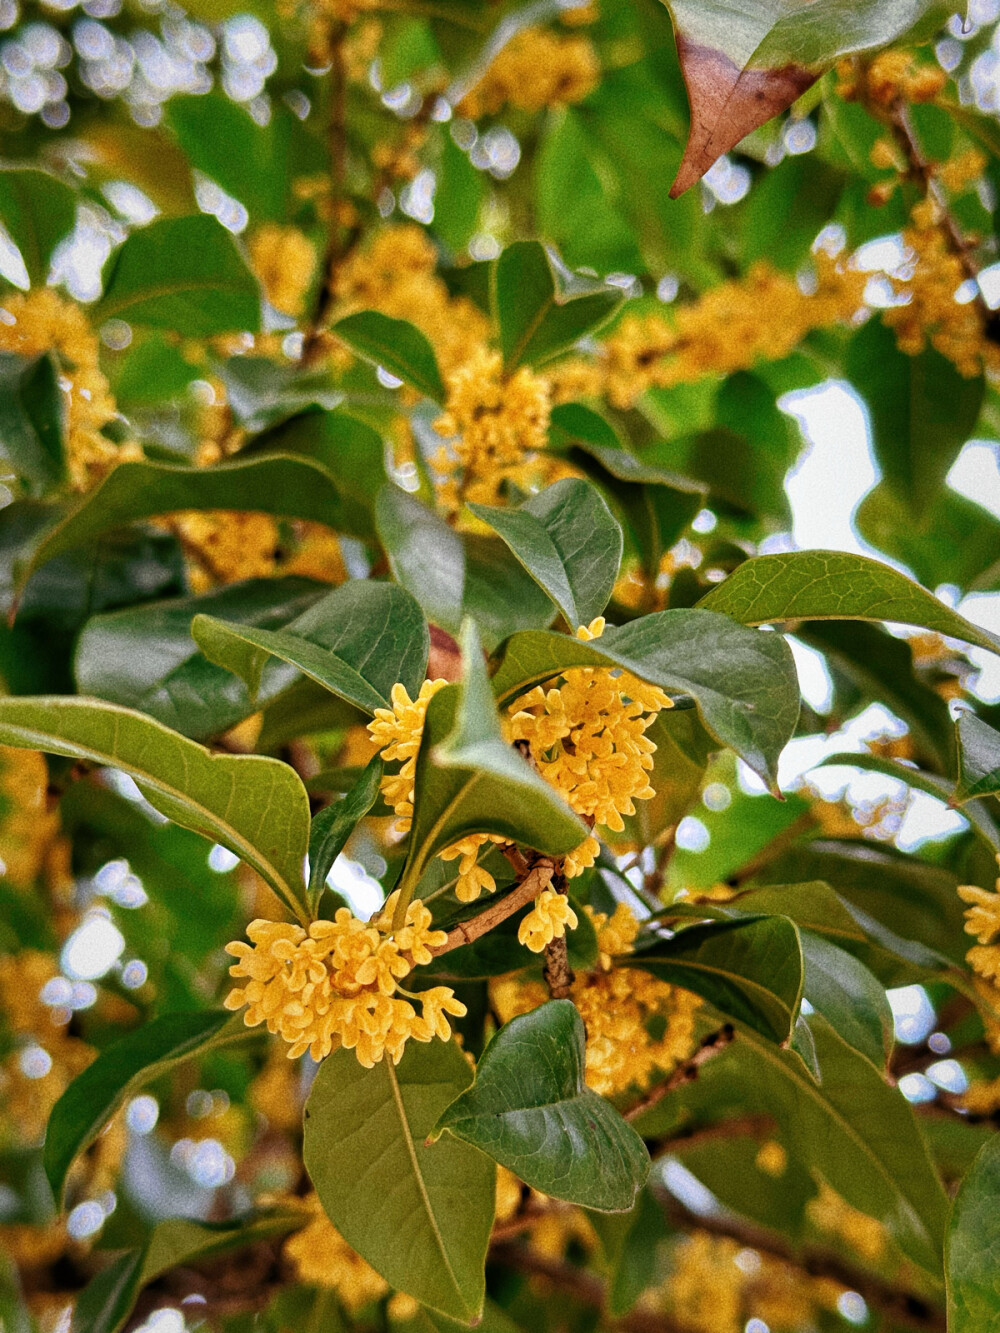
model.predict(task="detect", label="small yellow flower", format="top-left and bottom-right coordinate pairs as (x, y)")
top-left (517, 889), bottom-right (578, 953)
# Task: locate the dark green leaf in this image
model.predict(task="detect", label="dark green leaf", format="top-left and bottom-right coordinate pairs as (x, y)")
top-left (489, 610), bottom-right (800, 793)
top-left (627, 916), bottom-right (803, 1044)
top-left (954, 709), bottom-right (1000, 804)
top-left (304, 1039), bottom-right (494, 1323)
top-left (333, 311), bottom-right (445, 402)
top-left (699, 549), bottom-right (1000, 654)
top-left (45, 1010), bottom-right (242, 1205)
top-left (193, 579), bottom-right (428, 716)
top-left (0, 696), bottom-right (311, 920)
top-left (469, 478), bottom-right (622, 627)
top-left (493, 242), bottom-right (623, 370)
top-left (0, 168), bottom-right (77, 285)
top-left (947, 1133), bottom-right (1000, 1332)
top-left (376, 485), bottom-right (465, 635)
top-left (798, 932), bottom-right (893, 1069)
top-left (0, 353), bottom-right (65, 495)
top-left (94, 216), bottom-right (261, 335)
top-left (436, 1000), bottom-right (649, 1212)
top-left (308, 756), bottom-right (384, 908)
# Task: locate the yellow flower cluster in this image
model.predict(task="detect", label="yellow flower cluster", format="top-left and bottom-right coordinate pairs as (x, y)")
top-left (0, 289), bottom-right (137, 490)
top-left (170, 510), bottom-right (281, 593)
top-left (958, 861), bottom-right (1000, 985)
top-left (807, 1181), bottom-right (886, 1263)
top-left (334, 225), bottom-right (490, 374)
top-left (494, 903), bottom-right (700, 1095)
top-left (224, 893), bottom-right (466, 1067)
top-left (601, 254), bottom-right (867, 408)
top-left (664, 1230), bottom-right (842, 1333)
top-left (457, 28), bottom-right (600, 119)
top-left (507, 618), bottom-right (672, 877)
top-left (837, 50), bottom-right (946, 106)
top-left (433, 347), bottom-right (551, 513)
top-left (368, 679), bottom-right (505, 903)
top-left (517, 888), bottom-right (579, 953)
top-left (0, 951), bottom-right (94, 1147)
top-left (884, 202), bottom-right (989, 378)
top-left (0, 748), bottom-right (59, 888)
top-left (248, 224), bottom-right (317, 318)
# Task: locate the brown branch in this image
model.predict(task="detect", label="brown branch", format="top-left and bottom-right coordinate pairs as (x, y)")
top-left (651, 1112), bottom-right (776, 1155)
top-left (660, 1199), bottom-right (946, 1333)
top-left (426, 859), bottom-right (556, 958)
top-left (544, 933), bottom-right (574, 998)
top-left (623, 1025), bottom-right (734, 1122)
top-left (488, 1243), bottom-right (699, 1333)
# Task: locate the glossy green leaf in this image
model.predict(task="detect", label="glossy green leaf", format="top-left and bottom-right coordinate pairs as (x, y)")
top-left (391, 1300), bottom-right (523, 1333)
top-left (664, 0), bottom-right (950, 195)
top-left (947, 1133), bottom-right (1000, 1332)
top-left (0, 168), bottom-right (77, 286)
top-left (377, 485), bottom-right (465, 635)
top-left (333, 311), bottom-right (445, 402)
top-left (627, 916), bottom-right (803, 1044)
top-left (954, 709), bottom-right (1000, 804)
top-left (45, 1009), bottom-right (243, 1205)
top-left (73, 1212), bottom-right (303, 1333)
top-left (798, 932), bottom-right (893, 1069)
top-left (16, 455), bottom-right (349, 595)
top-left (0, 696), bottom-right (311, 920)
top-left (489, 610), bottom-right (799, 793)
top-left (847, 319), bottom-right (984, 521)
top-left (395, 621), bottom-right (587, 917)
top-left (74, 578), bottom-right (322, 740)
top-left (492, 242), bottom-right (623, 370)
top-left (308, 755), bottom-right (384, 909)
top-left (193, 580), bottom-right (428, 716)
top-left (699, 549), bottom-right (1000, 654)
top-left (93, 215), bottom-right (261, 334)
top-left (738, 1017), bottom-right (949, 1274)
top-left (0, 353), bottom-right (64, 495)
top-left (436, 1001), bottom-right (649, 1212)
top-left (469, 478), bottom-right (622, 627)
top-left (303, 1039), bottom-right (494, 1323)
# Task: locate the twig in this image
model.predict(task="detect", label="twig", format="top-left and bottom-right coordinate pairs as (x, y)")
top-left (488, 1243), bottom-right (700, 1333)
top-left (426, 859), bottom-right (555, 958)
top-left (649, 1113), bottom-right (776, 1155)
top-left (543, 934), bottom-right (574, 998)
top-left (659, 1199), bottom-right (946, 1333)
top-left (623, 1025), bottom-right (734, 1122)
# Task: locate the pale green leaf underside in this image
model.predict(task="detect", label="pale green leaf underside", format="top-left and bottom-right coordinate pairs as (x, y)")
top-left (947, 1134), bottom-right (1000, 1331)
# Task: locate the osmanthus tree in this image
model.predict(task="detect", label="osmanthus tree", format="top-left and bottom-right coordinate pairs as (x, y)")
top-left (8, 1), bottom-right (1000, 1332)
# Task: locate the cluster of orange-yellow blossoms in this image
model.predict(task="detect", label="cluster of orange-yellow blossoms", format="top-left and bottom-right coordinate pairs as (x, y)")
top-left (601, 254), bottom-right (868, 408)
top-left (223, 891), bottom-right (465, 1067)
top-left (284, 1194), bottom-right (416, 1315)
top-left (0, 289), bottom-right (138, 490)
top-left (507, 618), bottom-right (672, 878)
top-left (457, 27), bottom-right (600, 119)
top-left (248, 223), bottom-right (318, 318)
top-left (836, 49), bottom-right (946, 107)
top-left (807, 1181), bottom-right (887, 1264)
top-left (433, 347), bottom-right (551, 512)
top-left (957, 861), bottom-right (1000, 985)
top-left (494, 903), bottom-right (701, 1095)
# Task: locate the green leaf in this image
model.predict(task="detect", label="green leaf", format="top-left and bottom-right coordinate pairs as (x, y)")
top-left (333, 311), bottom-right (445, 402)
top-left (798, 932), bottom-right (893, 1069)
top-left (664, 0), bottom-right (950, 195)
top-left (45, 1009), bottom-right (243, 1206)
top-left (0, 353), bottom-right (65, 495)
top-left (468, 478), bottom-right (622, 627)
top-left (955, 709), bottom-right (1000, 804)
top-left (947, 1133), bottom-right (1000, 1332)
top-left (16, 455), bottom-right (350, 595)
top-left (377, 485), bottom-right (465, 635)
top-left (627, 916), bottom-right (803, 1044)
top-left (93, 215), bottom-right (261, 335)
top-left (489, 610), bottom-right (800, 793)
top-left (395, 621), bottom-right (588, 916)
top-left (391, 1300), bottom-right (523, 1333)
top-left (0, 696), bottom-right (311, 921)
top-left (549, 404), bottom-right (705, 579)
top-left (699, 549), bottom-right (1000, 655)
top-left (303, 1039), bottom-right (494, 1323)
top-left (193, 580), bottom-right (429, 716)
top-left (847, 320), bottom-right (984, 521)
top-left (73, 1212), bottom-right (303, 1333)
top-left (0, 168), bottom-right (77, 286)
top-left (436, 1000), bottom-right (650, 1212)
top-left (308, 756), bottom-right (384, 909)
top-left (588, 1190), bottom-right (669, 1316)
top-left (74, 578), bottom-right (323, 740)
top-left (492, 242), bottom-right (623, 371)
top-left (738, 1017), bottom-right (949, 1273)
